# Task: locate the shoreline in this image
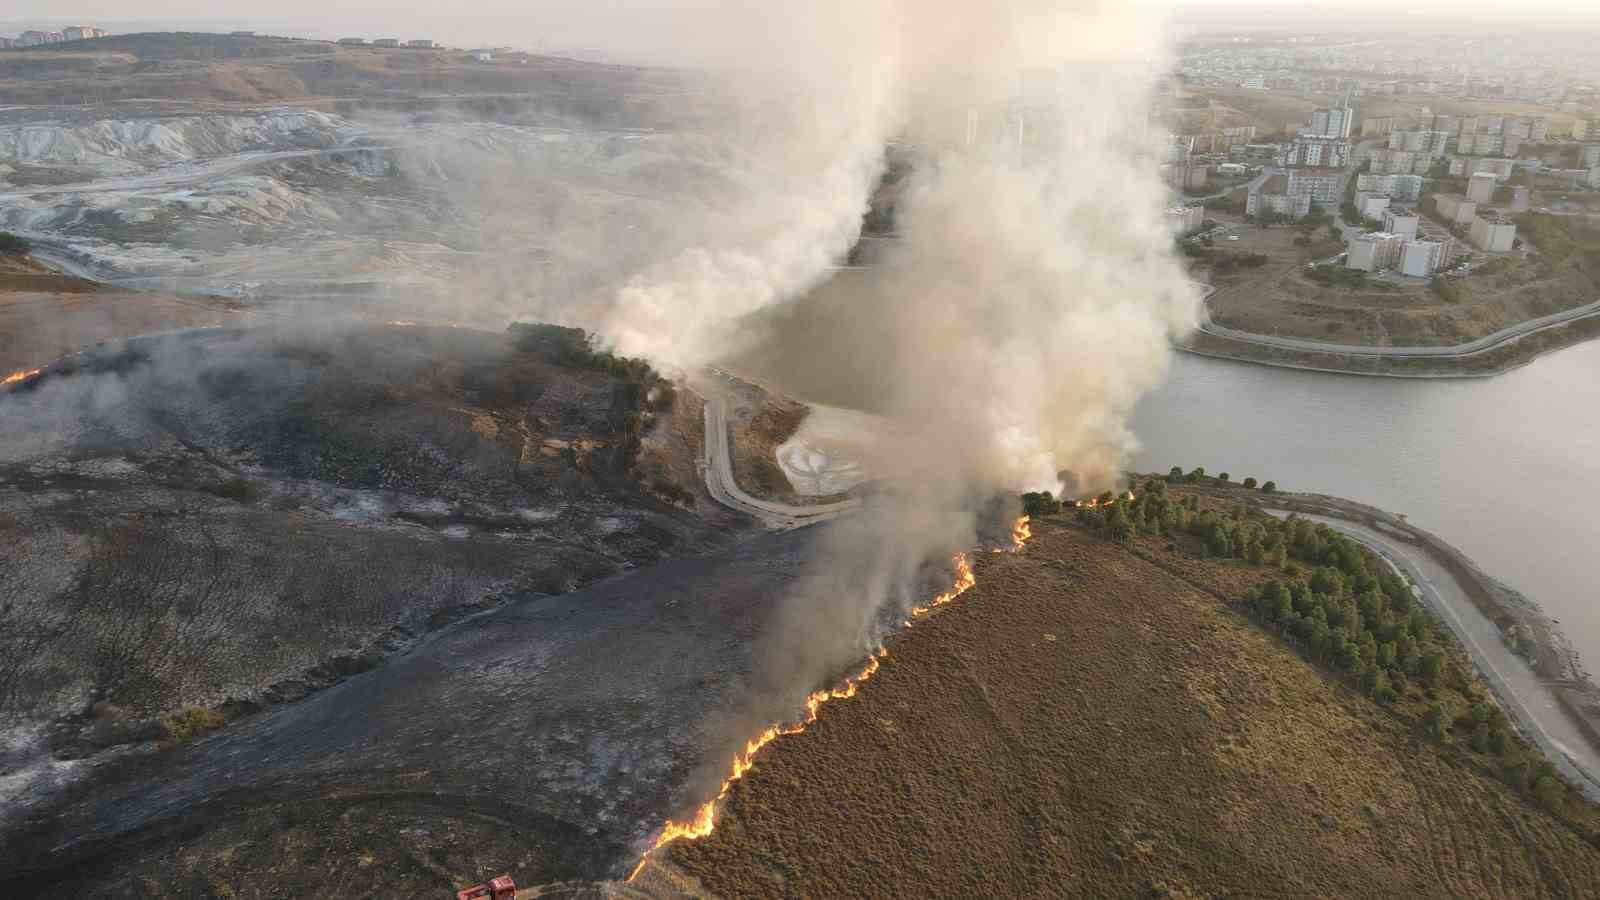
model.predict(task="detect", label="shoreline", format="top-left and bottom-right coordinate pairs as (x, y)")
top-left (1206, 486), bottom-right (1600, 798)
top-left (1177, 309), bottom-right (1600, 378)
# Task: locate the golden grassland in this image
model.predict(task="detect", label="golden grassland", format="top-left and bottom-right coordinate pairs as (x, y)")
top-left (661, 515), bottom-right (1600, 899)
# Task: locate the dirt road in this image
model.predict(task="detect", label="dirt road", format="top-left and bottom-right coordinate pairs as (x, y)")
top-left (697, 374), bottom-right (858, 530)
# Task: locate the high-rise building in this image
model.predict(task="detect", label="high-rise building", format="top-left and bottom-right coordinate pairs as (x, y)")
top-left (1306, 105), bottom-right (1354, 139)
top-left (1166, 206), bottom-right (1205, 234)
top-left (1346, 232), bottom-right (1406, 271)
top-left (1357, 173), bottom-right (1424, 201)
top-left (1246, 174), bottom-right (1313, 220)
top-left (1281, 136), bottom-right (1349, 168)
top-left (1436, 195), bottom-right (1478, 225)
top-left (1400, 241), bottom-right (1447, 277)
top-left (1470, 215), bottom-right (1517, 252)
top-left (1287, 168), bottom-right (1342, 205)
top-left (1382, 210), bottom-right (1421, 241)
top-left (1389, 130), bottom-right (1449, 158)
top-left (1467, 171), bottom-right (1498, 204)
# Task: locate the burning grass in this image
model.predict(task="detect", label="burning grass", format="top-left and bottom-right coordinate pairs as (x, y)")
top-left (658, 516), bottom-right (1600, 898)
top-left (629, 518), bottom-right (1031, 882)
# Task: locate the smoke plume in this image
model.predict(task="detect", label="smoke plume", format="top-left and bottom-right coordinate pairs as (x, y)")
top-left (602, 0), bottom-right (1201, 826)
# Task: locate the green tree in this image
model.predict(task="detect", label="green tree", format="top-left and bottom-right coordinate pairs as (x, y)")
top-left (1106, 504), bottom-right (1134, 544)
top-left (1488, 728), bottom-right (1510, 755)
top-left (1425, 702), bottom-right (1452, 741)
top-left (1533, 776), bottom-right (1566, 813)
top-left (1418, 647), bottom-right (1445, 685)
top-left (1167, 466), bottom-right (1183, 482)
top-left (1186, 466), bottom-right (1206, 483)
top-left (0, 232), bottom-right (29, 255)
top-left (1261, 481), bottom-right (1277, 493)
top-left (1376, 640), bottom-right (1397, 669)
top-left (1471, 723), bottom-right (1491, 753)
top-left (1217, 472), bottom-right (1230, 483)
top-left (1242, 477), bottom-right (1257, 489)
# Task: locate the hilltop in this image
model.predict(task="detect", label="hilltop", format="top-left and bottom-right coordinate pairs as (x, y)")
top-left (646, 491), bottom-right (1600, 898)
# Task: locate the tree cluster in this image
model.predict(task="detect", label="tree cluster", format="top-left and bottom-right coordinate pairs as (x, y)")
top-left (0, 231), bottom-right (30, 255)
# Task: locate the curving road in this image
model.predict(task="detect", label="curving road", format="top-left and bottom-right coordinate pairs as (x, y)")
top-left (698, 376), bottom-right (859, 530)
top-left (1279, 512), bottom-right (1600, 802)
top-left (1197, 296), bottom-right (1600, 359)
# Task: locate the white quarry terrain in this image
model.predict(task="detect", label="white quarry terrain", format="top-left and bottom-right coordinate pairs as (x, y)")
top-left (0, 109), bottom-right (358, 177)
top-left (0, 106), bottom-right (755, 314)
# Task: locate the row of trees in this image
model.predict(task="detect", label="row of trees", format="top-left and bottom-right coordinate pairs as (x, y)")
top-left (1166, 466), bottom-right (1275, 493)
top-left (1030, 478), bottom-right (1595, 834)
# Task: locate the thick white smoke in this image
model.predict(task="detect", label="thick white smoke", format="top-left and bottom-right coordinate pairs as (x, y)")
top-left (599, 0), bottom-right (1197, 494)
top-left (635, 0), bottom-right (1203, 827)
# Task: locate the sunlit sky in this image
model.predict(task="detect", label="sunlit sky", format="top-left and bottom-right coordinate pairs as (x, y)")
top-left (4, 1), bottom-right (1596, 58)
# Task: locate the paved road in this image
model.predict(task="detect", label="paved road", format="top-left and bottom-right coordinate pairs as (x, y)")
top-left (1198, 297), bottom-right (1600, 359)
top-left (1277, 512), bottom-right (1600, 802)
top-left (697, 375), bottom-right (859, 530)
top-left (0, 145), bottom-right (387, 202)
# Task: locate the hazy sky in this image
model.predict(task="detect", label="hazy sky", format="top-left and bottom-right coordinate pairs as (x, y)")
top-left (5, 0), bottom-right (1596, 55)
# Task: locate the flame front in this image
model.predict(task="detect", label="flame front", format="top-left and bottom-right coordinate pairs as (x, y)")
top-left (1072, 490), bottom-right (1136, 510)
top-left (627, 516), bottom-right (1034, 883)
top-left (1, 367), bottom-right (41, 387)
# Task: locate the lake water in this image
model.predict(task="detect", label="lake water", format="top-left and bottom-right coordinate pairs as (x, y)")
top-left (1130, 344), bottom-right (1600, 665)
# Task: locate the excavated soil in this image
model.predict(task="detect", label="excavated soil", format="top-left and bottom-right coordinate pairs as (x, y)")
top-left (663, 518), bottom-right (1600, 899)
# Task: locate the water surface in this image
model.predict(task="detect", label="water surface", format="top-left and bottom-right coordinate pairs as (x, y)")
top-left (1132, 344), bottom-right (1600, 664)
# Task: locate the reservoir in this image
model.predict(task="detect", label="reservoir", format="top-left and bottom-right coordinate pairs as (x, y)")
top-left (1131, 343), bottom-right (1600, 665)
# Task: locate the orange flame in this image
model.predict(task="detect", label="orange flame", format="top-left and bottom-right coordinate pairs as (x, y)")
top-left (1012, 515), bottom-right (1032, 550)
top-left (1, 367), bottom-right (42, 387)
top-left (627, 516), bottom-right (1035, 882)
top-left (1072, 490), bottom-right (1136, 510)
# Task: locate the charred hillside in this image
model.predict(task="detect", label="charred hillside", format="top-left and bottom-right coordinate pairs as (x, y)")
top-left (0, 322), bottom-right (737, 787)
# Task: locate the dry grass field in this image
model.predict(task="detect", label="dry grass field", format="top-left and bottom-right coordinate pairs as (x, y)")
top-left (0, 254), bottom-right (244, 374)
top-left (660, 516), bottom-right (1600, 899)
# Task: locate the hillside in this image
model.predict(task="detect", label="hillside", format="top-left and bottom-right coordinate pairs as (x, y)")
top-left (649, 497), bottom-right (1600, 898)
top-left (0, 33), bottom-right (676, 121)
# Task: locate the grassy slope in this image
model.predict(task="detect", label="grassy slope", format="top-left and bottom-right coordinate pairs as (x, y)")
top-left (663, 517), bottom-right (1600, 898)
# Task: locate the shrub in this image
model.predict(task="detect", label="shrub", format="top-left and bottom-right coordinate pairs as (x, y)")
top-left (1242, 477), bottom-right (1257, 489)
top-left (0, 232), bottom-right (29, 255)
top-left (1260, 481), bottom-right (1276, 494)
top-left (1021, 491), bottom-right (1063, 517)
top-left (208, 477), bottom-right (260, 503)
top-left (164, 706), bottom-right (226, 743)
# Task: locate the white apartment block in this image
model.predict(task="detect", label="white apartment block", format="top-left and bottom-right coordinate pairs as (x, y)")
top-left (1467, 171), bottom-right (1498, 204)
top-left (1357, 194), bottom-right (1391, 220)
top-left (1388, 130), bottom-right (1449, 158)
top-left (1246, 174), bottom-right (1313, 220)
top-left (1448, 156), bottom-right (1516, 181)
top-left (1400, 241), bottom-right (1446, 277)
top-left (1382, 210), bottom-right (1421, 241)
top-left (1370, 149), bottom-right (1432, 176)
top-left (1307, 107), bottom-right (1354, 140)
top-left (1347, 232), bottom-right (1406, 272)
top-left (1436, 195), bottom-right (1478, 225)
top-left (1357, 173), bottom-right (1423, 201)
top-left (1470, 216), bottom-right (1517, 252)
top-left (1280, 137), bottom-right (1349, 168)
top-left (1286, 168), bottom-right (1341, 205)
top-left (1166, 206), bottom-right (1205, 234)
